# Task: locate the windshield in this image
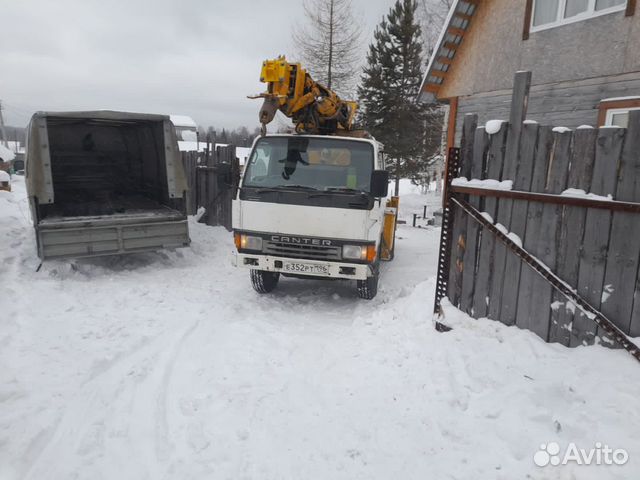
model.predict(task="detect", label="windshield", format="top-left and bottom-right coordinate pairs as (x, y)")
top-left (242, 137), bottom-right (374, 192)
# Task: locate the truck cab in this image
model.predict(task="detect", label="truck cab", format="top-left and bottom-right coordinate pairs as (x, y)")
top-left (232, 133), bottom-right (395, 299)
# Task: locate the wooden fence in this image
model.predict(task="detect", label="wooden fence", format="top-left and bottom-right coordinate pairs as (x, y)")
top-left (181, 144), bottom-right (240, 231)
top-left (439, 71), bottom-right (640, 348)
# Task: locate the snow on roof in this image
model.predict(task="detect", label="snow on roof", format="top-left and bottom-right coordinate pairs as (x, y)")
top-left (170, 115), bottom-right (197, 128)
top-left (0, 144), bottom-right (16, 163)
top-left (235, 147), bottom-right (252, 166)
top-left (600, 96), bottom-right (640, 102)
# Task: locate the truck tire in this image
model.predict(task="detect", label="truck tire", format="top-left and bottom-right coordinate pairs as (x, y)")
top-left (250, 270), bottom-right (280, 293)
top-left (357, 272), bottom-right (379, 300)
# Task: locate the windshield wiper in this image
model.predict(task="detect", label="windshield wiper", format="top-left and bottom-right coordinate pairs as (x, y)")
top-left (253, 185), bottom-right (318, 194)
top-left (279, 185), bottom-right (318, 191)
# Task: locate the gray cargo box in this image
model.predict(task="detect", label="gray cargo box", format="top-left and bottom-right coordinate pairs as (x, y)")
top-left (26, 111), bottom-right (190, 260)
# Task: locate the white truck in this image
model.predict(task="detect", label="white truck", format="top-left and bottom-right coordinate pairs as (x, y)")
top-left (232, 133), bottom-right (397, 299)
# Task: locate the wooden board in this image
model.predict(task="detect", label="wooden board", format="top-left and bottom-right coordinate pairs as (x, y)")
top-left (570, 127), bottom-right (626, 347)
top-left (548, 128), bottom-right (597, 345)
top-left (471, 123), bottom-right (508, 318)
top-left (488, 72), bottom-right (531, 321)
top-left (459, 127), bottom-right (489, 315)
top-left (499, 123), bottom-right (540, 325)
top-left (516, 127), bottom-right (554, 336)
top-left (601, 111), bottom-right (640, 338)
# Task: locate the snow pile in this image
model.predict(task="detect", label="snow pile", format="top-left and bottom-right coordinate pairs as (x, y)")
top-left (562, 188), bottom-right (614, 201)
top-left (0, 170), bottom-right (10, 182)
top-left (0, 144), bottom-right (16, 162)
top-left (485, 119), bottom-right (505, 135)
top-left (552, 127), bottom-right (572, 133)
top-left (452, 177), bottom-right (513, 190)
top-left (1, 177), bottom-right (640, 479)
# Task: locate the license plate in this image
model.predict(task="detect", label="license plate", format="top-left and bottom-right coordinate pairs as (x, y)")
top-left (283, 262), bottom-right (329, 275)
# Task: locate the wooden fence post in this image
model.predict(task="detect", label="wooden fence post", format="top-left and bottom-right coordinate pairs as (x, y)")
top-left (489, 71), bottom-right (531, 321)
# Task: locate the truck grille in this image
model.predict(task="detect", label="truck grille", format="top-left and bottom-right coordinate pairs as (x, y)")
top-left (263, 239), bottom-right (342, 261)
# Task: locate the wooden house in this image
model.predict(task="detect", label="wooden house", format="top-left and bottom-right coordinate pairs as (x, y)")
top-left (418, 0), bottom-right (640, 150)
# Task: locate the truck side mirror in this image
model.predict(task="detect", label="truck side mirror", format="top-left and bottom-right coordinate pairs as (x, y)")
top-left (370, 170), bottom-right (389, 197)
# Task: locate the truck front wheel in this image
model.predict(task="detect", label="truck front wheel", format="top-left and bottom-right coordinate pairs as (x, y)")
top-left (357, 272), bottom-right (379, 300)
top-left (250, 269), bottom-right (280, 293)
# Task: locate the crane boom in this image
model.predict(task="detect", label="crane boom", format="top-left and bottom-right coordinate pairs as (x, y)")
top-left (250, 56), bottom-right (357, 135)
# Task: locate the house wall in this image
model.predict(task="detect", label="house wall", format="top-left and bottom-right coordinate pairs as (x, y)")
top-left (439, 0), bottom-right (640, 144)
top-left (454, 71), bottom-right (640, 143)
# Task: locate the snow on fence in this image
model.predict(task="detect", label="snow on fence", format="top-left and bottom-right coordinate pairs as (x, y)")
top-left (437, 71), bottom-right (640, 350)
top-left (181, 144), bottom-right (239, 231)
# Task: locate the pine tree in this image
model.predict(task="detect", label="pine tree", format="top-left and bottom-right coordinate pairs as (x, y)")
top-left (359, 0), bottom-right (430, 196)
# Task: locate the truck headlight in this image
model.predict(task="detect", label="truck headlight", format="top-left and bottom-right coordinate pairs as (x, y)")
top-left (234, 233), bottom-right (263, 251)
top-left (342, 244), bottom-right (377, 262)
top-left (342, 245), bottom-right (366, 260)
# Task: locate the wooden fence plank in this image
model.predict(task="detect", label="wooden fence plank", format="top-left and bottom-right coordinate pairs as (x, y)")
top-left (524, 130), bottom-right (572, 340)
top-left (459, 127), bottom-right (489, 315)
top-left (570, 127), bottom-right (626, 346)
top-left (471, 123), bottom-right (508, 318)
top-left (548, 128), bottom-right (598, 344)
top-left (499, 123), bottom-right (540, 325)
top-left (516, 127), bottom-right (554, 335)
top-left (488, 73), bottom-right (531, 321)
top-left (602, 111), bottom-right (640, 338)
top-left (448, 115), bottom-right (478, 306)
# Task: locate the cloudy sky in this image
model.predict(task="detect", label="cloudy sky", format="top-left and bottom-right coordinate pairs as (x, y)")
top-left (0, 0), bottom-right (401, 130)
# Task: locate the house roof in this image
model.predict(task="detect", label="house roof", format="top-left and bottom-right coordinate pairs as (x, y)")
top-left (418, 0), bottom-right (480, 104)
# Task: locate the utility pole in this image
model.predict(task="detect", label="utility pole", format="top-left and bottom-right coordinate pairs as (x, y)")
top-left (0, 100), bottom-right (8, 148)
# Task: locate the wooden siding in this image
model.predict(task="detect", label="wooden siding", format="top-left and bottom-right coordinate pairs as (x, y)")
top-left (453, 72), bottom-right (640, 145)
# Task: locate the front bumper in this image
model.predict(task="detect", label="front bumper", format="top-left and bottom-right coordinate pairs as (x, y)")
top-left (233, 253), bottom-right (373, 280)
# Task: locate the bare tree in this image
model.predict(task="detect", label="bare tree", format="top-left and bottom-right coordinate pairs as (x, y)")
top-left (292, 0), bottom-right (363, 97)
top-left (418, 0), bottom-right (454, 55)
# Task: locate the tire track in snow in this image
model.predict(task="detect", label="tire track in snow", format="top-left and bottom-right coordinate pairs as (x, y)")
top-left (20, 317), bottom-right (203, 480)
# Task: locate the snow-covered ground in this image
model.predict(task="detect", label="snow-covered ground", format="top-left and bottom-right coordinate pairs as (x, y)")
top-left (1, 176), bottom-right (640, 479)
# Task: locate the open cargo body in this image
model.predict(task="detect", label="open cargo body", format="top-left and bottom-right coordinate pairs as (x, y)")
top-left (26, 111), bottom-right (190, 260)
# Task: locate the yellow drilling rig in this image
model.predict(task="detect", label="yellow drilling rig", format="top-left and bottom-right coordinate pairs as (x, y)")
top-left (249, 56), bottom-right (358, 135)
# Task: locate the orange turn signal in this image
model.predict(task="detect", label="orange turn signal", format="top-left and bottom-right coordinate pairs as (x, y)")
top-left (366, 245), bottom-right (377, 263)
top-left (233, 232), bottom-right (242, 250)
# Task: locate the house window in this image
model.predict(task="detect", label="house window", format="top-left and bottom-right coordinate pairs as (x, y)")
top-left (597, 98), bottom-right (640, 127)
top-left (531, 0), bottom-right (627, 31)
top-left (605, 108), bottom-right (640, 127)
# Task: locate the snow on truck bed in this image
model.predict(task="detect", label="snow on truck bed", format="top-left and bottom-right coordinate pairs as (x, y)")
top-left (1, 176), bottom-right (640, 480)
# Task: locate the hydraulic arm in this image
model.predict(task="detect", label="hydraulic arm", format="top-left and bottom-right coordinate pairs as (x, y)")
top-left (250, 56), bottom-right (357, 135)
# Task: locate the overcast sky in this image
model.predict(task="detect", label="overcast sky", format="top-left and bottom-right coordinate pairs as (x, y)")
top-left (0, 0), bottom-right (398, 130)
